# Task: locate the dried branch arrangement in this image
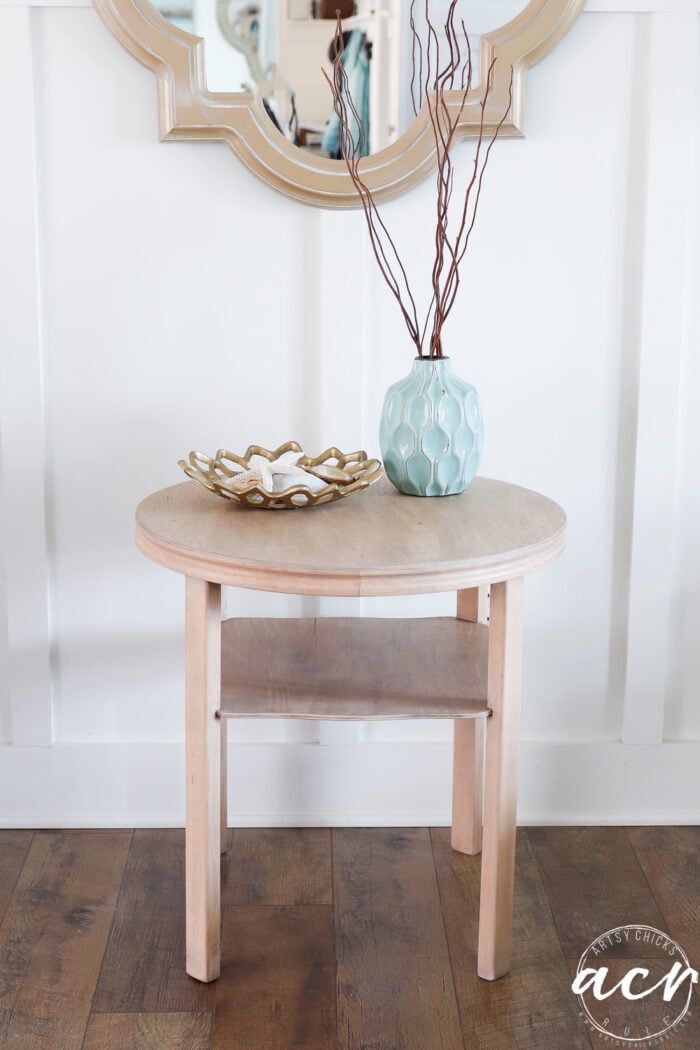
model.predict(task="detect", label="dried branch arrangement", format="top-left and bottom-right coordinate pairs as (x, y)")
top-left (325, 0), bottom-right (513, 359)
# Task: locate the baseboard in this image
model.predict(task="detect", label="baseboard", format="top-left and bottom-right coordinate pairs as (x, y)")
top-left (1, 739), bottom-right (698, 827)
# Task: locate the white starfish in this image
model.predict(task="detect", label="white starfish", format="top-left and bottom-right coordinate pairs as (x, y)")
top-left (249, 452), bottom-right (307, 491)
top-left (230, 451), bottom-right (326, 494)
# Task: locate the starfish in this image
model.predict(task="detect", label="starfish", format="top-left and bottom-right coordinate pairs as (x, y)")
top-left (230, 451), bottom-right (324, 494)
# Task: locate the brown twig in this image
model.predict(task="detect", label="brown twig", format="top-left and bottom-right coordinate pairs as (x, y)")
top-left (323, 37), bottom-right (422, 353)
top-left (409, 0), bottom-right (424, 116)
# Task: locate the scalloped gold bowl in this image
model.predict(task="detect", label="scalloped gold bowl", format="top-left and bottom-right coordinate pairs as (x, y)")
top-left (178, 442), bottom-right (384, 509)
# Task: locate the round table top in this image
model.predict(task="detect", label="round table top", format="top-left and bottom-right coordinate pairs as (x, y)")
top-left (135, 477), bottom-right (566, 596)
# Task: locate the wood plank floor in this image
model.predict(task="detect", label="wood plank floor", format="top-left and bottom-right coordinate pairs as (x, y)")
top-left (0, 827), bottom-right (697, 1049)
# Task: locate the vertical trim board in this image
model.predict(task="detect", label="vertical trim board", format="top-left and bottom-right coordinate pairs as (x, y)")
top-left (606, 13), bottom-right (650, 738)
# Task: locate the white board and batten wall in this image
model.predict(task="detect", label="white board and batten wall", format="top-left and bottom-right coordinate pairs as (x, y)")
top-left (0, 0), bottom-right (699, 827)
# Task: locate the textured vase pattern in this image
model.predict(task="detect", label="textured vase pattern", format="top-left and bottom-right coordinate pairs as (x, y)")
top-left (379, 357), bottom-right (484, 496)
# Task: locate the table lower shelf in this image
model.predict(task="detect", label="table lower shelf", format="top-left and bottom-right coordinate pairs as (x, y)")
top-left (219, 616), bottom-right (489, 720)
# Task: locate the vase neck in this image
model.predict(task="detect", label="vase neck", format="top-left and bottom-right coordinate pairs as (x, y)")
top-left (413, 356), bottom-right (451, 369)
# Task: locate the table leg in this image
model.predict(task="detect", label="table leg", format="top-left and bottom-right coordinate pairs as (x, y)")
top-left (451, 587), bottom-right (489, 855)
top-left (220, 717), bottom-right (228, 856)
top-left (185, 576), bottom-right (222, 983)
top-left (478, 577), bottom-right (524, 981)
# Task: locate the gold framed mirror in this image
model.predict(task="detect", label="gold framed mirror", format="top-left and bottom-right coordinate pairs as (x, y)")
top-left (94, 0), bottom-right (584, 207)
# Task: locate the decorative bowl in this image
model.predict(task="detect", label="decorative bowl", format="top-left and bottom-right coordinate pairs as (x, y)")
top-left (178, 441), bottom-right (383, 509)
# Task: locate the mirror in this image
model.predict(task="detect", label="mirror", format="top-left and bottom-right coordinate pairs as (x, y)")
top-left (95, 0), bottom-right (585, 206)
top-left (149, 0), bottom-right (529, 156)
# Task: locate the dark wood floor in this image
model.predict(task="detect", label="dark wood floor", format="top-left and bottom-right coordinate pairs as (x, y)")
top-left (0, 827), bottom-right (697, 1049)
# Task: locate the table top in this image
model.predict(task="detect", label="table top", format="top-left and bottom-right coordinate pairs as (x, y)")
top-left (135, 477), bottom-right (566, 596)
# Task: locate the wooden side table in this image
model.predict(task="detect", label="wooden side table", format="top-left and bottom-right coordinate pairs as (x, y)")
top-left (135, 476), bottom-right (565, 984)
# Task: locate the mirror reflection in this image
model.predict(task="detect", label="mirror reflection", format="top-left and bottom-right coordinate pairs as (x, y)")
top-left (152, 0), bottom-right (528, 156)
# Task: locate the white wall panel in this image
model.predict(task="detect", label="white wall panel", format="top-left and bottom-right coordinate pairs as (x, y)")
top-left (0, 4), bottom-right (699, 823)
top-left (621, 13), bottom-right (699, 745)
top-left (474, 14), bottom-right (633, 741)
top-left (34, 8), bottom-right (309, 742)
top-left (0, 6), bottom-right (54, 747)
top-left (666, 12), bottom-right (700, 741)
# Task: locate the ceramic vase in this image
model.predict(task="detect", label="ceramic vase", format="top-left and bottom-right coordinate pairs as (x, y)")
top-left (379, 357), bottom-right (483, 496)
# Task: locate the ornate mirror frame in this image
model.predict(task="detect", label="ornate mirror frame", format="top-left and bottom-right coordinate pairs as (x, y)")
top-left (94, 0), bottom-right (585, 207)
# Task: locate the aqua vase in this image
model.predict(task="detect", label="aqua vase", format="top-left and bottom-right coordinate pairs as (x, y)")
top-left (379, 357), bottom-right (484, 496)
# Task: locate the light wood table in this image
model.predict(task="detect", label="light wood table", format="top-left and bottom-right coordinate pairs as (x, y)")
top-left (135, 476), bottom-right (565, 984)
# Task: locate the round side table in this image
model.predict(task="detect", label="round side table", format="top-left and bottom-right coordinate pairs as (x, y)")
top-left (135, 476), bottom-right (566, 984)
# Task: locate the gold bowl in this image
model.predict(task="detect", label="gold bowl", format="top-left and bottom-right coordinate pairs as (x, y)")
top-left (178, 441), bottom-right (383, 509)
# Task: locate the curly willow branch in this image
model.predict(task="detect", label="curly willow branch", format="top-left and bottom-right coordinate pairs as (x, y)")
top-left (326, 7), bottom-right (512, 359)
